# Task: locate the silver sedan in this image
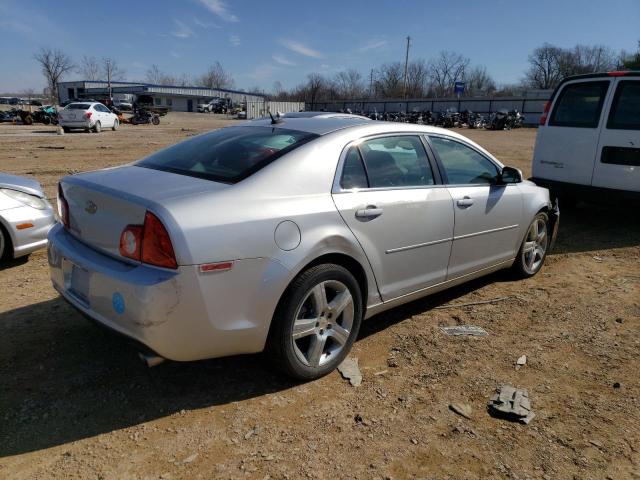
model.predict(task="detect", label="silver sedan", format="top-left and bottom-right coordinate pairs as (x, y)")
top-left (48, 114), bottom-right (558, 380)
top-left (0, 174), bottom-right (56, 262)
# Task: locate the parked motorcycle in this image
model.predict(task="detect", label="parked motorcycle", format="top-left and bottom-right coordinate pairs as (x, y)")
top-left (509, 109), bottom-right (524, 128)
top-left (488, 110), bottom-right (510, 130)
top-left (131, 108), bottom-right (160, 125)
top-left (32, 106), bottom-right (58, 125)
top-left (467, 111), bottom-right (486, 129)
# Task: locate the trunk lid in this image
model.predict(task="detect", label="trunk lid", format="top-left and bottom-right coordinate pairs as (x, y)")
top-left (61, 165), bottom-right (229, 260)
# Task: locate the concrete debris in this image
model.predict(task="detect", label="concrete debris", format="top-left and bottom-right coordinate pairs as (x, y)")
top-left (338, 357), bottom-right (362, 386)
top-left (516, 355), bottom-right (527, 370)
top-left (441, 325), bottom-right (488, 337)
top-left (449, 402), bottom-right (473, 419)
top-left (487, 385), bottom-right (535, 424)
top-left (182, 453), bottom-right (198, 464)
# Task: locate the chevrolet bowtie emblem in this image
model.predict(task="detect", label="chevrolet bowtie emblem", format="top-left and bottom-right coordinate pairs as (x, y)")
top-left (85, 200), bottom-right (97, 214)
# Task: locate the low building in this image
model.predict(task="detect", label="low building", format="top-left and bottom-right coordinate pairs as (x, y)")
top-left (57, 80), bottom-right (266, 114)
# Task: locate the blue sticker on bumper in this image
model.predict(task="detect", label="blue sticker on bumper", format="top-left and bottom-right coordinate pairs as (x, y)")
top-left (112, 292), bottom-right (125, 315)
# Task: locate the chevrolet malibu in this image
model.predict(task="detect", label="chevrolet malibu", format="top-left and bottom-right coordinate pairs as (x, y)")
top-left (48, 114), bottom-right (558, 380)
top-left (1, 173), bottom-right (56, 262)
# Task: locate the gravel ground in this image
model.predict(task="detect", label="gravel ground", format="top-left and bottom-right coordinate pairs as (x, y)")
top-left (0, 114), bottom-right (638, 479)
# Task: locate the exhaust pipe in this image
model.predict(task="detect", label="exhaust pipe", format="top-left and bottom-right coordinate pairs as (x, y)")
top-left (139, 352), bottom-right (165, 368)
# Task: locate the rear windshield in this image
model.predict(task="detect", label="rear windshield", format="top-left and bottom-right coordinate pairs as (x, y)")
top-left (65, 103), bottom-right (91, 110)
top-left (136, 126), bottom-right (318, 183)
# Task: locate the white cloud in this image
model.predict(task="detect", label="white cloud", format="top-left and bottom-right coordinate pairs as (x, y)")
top-left (248, 64), bottom-right (279, 81)
top-left (229, 34), bottom-right (241, 47)
top-left (279, 39), bottom-right (324, 58)
top-left (358, 39), bottom-right (388, 52)
top-left (171, 19), bottom-right (195, 38)
top-left (170, 51), bottom-right (181, 58)
top-left (193, 17), bottom-right (220, 29)
top-left (272, 55), bottom-right (296, 66)
top-left (196, 0), bottom-right (238, 22)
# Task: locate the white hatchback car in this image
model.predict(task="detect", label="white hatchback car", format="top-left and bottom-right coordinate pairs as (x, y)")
top-left (58, 102), bottom-right (119, 133)
top-left (532, 71), bottom-right (640, 202)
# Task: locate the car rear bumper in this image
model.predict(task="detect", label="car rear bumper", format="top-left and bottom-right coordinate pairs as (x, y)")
top-left (1, 202), bottom-right (56, 257)
top-left (59, 119), bottom-right (93, 129)
top-left (47, 224), bottom-right (288, 361)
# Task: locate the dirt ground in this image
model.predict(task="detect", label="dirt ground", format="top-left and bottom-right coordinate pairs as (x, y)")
top-left (0, 114), bottom-right (639, 480)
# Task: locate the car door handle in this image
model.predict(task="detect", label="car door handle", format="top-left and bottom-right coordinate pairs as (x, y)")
top-left (457, 197), bottom-right (474, 208)
top-left (355, 206), bottom-right (383, 219)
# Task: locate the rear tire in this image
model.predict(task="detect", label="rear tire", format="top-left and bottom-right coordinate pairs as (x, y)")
top-left (62, 126), bottom-right (70, 133)
top-left (511, 212), bottom-right (550, 278)
top-left (93, 121), bottom-right (101, 133)
top-left (0, 223), bottom-right (13, 262)
top-left (267, 264), bottom-right (363, 381)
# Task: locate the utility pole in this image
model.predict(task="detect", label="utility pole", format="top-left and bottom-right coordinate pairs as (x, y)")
top-left (402, 36), bottom-right (411, 100)
top-left (369, 68), bottom-right (374, 98)
top-left (106, 59), bottom-right (112, 100)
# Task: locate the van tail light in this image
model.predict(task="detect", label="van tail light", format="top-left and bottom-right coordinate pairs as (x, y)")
top-left (57, 183), bottom-right (70, 228)
top-left (607, 71), bottom-right (629, 77)
top-left (119, 212), bottom-right (177, 269)
top-left (539, 101), bottom-right (551, 126)
top-left (85, 111), bottom-right (92, 119)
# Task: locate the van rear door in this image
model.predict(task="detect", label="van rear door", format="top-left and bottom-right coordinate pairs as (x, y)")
top-left (591, 78), bottom-right (640, 193)
top-left (532, 79), bottom-right (612, 186)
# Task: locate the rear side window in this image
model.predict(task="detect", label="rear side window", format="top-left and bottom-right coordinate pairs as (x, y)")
top-left (137, 126), bottom-right (318, 183)
top-left (340, 147), bottom-right (368, 189)
top-left (359, 136), bottom-right (434, 188)
top-left (549, 81), bottom-right (609, 128)
top-left (607, 81), bottom-right (640, 130)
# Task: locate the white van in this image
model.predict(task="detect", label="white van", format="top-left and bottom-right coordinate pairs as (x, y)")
top-left (532, 71), bottom-right (640, 202)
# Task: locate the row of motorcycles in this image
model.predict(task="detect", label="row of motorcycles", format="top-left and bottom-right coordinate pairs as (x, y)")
top-left (0, 106), bottom-right (58, 125)
top-left (361, 108), bottom-right (525, 130)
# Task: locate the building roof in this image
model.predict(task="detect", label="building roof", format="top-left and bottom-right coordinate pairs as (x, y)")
top-left (58, 80), bottom-right (266, 98)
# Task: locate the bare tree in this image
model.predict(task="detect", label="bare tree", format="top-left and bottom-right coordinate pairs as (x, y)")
top-left (78, 55), bottom-right (100, 81)
top-left (304, 73), bottom-right (327, 107)
top-left (570, 44), bottom-right (618, 74)
top-left (622, 41), bottom-right (640, 69)
top-left (524, 44), bottom-right (565, 89)
top-left (406, 60), bottom-right (430, 98)
top-left (428, 51), bottom-right (470, 97)
top-left (102, 58), bottom-right (126, 82)
top-left (374, 62), bottom-right (404, 98)
top-left (198, 61), bottom-right (235, 89)
top-left (33, 47), bottom-right (75, 102)
top-left (145, 64), bottom-right (164, 84)
top-left (466, 66), bottom-right (496, 96)
top-left (332, 69), bottom-right (366, 98)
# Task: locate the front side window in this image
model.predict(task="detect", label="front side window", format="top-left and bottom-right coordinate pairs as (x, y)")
top-left (429, 136), bottom-right (499, 185)
top-left (549, 81), bottom-right (609, 128)
top-left (607, 81), bottom-right (640, 130)
top-left (137, 126), bottom-right (318, 183)
top-left (358, 136), bottom-right (434, 188)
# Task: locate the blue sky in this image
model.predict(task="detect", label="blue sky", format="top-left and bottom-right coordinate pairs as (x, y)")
top-left (0, 0), bottom-right (638, 93)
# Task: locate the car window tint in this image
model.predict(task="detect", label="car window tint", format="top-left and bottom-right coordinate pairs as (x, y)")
top-left (66, 103), bottom-right (91, 110)
top-left (549, 81), bottom-right (609, 128)
top-left (137, 126), bottom-right (318, 184)
top-left (359, 136), bottom-right (434, 188)
top-left (429, 136), bottom-right (499, 185)
top-left (607, 81), bottom-right (640, 130)
top-left (340, 147), bottom-right (368, 189)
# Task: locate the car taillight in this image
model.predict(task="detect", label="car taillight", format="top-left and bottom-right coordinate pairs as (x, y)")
top-left (119, 211), bottom-right (177, 269)
top-left (57, 183), bottom-right (70, 228)
top-left (539, 101), bottom-right (551, 126)
top-left (142, 211), bottom-right (177, 269)
top-left (85, 111), bottom-right (92, 119)
top-left (119, 225), bottom-right (143, 260)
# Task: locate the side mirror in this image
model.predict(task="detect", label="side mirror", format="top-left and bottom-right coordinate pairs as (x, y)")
top-left (499, 166), bottom-right (523, 184)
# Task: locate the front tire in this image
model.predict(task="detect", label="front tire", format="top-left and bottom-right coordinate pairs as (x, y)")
top-left (151, 116), bottom-right (160, 125)
top-left (512, 212), bottom-right (550, 278)
top-left (267, 264), bottom-right (363, 381)
top-left (0, 224), bottom-right (12, 262)
top-left (112, 118), bottom-right (119, 131)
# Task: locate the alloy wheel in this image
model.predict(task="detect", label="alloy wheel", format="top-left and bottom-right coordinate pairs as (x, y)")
top-left (522, 218), bottom-right (547, 273)
top-left (291, 280), bottom-right (354, 368)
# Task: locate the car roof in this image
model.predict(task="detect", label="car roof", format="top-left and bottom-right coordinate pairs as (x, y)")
top-left (247, 114), bottom-right (371, 135)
